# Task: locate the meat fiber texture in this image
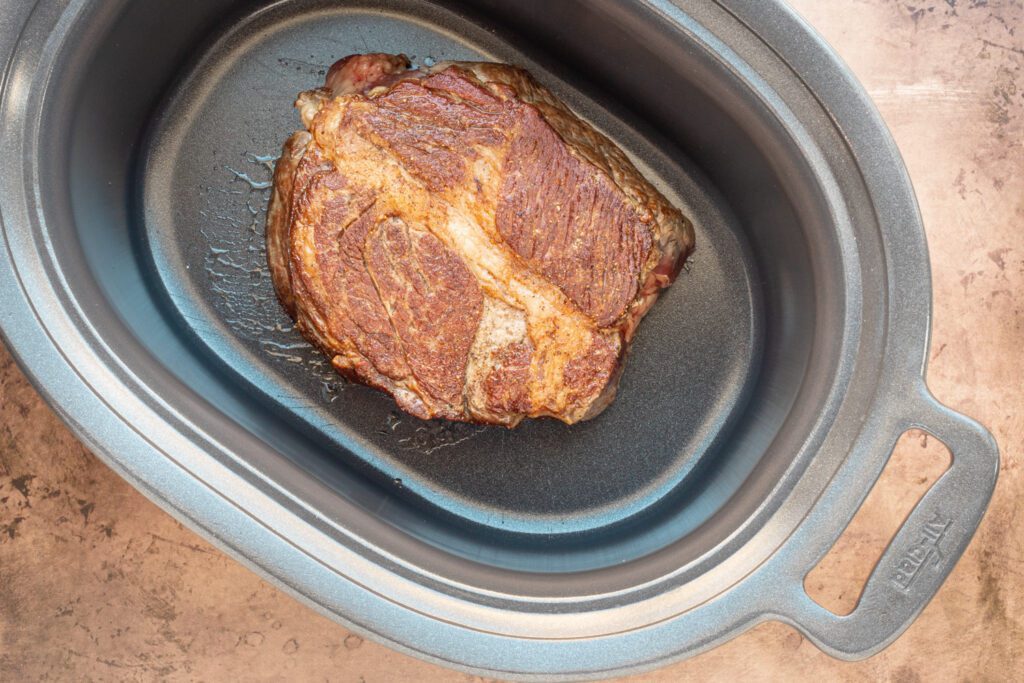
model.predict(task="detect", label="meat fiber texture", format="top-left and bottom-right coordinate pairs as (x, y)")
top-left (267, 54), bottom-right (694, 427)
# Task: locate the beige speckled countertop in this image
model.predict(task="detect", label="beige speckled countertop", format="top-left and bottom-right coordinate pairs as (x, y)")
top-left (1, 0), bottom-right (1021, 680)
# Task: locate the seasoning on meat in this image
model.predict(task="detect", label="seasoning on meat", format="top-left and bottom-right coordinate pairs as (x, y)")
top-left (267, 53), bottom-right (694, 426)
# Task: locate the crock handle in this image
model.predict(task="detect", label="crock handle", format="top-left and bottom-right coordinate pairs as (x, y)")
top-left (781, 387), bottom-right (998, 659)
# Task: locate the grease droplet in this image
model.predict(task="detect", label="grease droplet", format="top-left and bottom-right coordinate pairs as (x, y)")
top-left (225, 166), bottom-right (272, 190)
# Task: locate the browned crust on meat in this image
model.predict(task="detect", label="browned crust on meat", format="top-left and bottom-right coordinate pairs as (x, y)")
top-left (267, 54), bottom-right (694, 426)
top-left (495, 104), bottom-right (654, 327)
top-left (481, 340), bottom-right (534, 416)
top-left (266, 130), bottom-right (312, 317)
top-left (453, 62), bottom-right (695, 335)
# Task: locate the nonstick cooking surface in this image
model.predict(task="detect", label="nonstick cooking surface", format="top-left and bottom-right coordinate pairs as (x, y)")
top-left (141, 1), bottom-right (760, 549)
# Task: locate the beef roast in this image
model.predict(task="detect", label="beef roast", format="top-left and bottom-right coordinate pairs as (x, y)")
top-left (267, 54), bottom-right (694, 426)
